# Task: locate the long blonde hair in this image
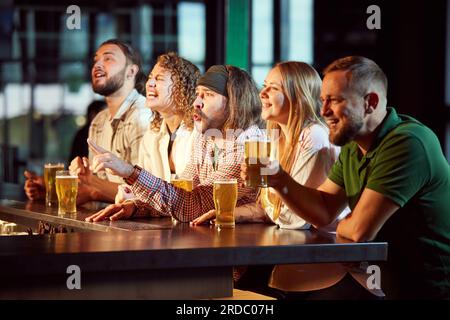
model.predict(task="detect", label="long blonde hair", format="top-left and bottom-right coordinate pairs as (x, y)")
top-left (266, 61), bottom-right (324, 217)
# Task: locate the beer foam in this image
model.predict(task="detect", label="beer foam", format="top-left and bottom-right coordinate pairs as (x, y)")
top-left (214, 180), bottom-right (237, 184)
top-left (44, 164), bottom-right (64, 168)
top-left (56, 176), bottom-right (78, 179)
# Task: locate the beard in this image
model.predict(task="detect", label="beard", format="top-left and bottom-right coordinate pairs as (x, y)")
top-left (92, 67), bottom-right (126, 96)
top-left (329, 112), bottom-right (364, 146)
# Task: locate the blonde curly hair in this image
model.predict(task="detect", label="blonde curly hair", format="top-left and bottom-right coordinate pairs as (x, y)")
top-left (150, 52), bottom-right (200, 132)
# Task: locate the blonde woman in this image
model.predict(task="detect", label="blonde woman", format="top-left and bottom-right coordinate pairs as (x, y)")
top-left (256, 61), bottom-right (350, 298)
top-left (257, 61), bottom-right (341, 229)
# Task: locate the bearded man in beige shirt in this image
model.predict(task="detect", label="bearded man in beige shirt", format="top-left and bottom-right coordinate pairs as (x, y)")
top-left (24, 39), bottom-right (152, 204)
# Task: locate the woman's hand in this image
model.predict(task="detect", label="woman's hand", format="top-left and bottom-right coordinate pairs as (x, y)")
top-left (85, 200), bottom-right (136, 222)
top-left (240, 160), bottom-right (286, 189)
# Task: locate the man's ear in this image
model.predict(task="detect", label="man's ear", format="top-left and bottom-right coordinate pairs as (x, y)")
top-left (364, 92), bottom-right (379, 114)
top-left (127, 64), bottom-right (138, 80)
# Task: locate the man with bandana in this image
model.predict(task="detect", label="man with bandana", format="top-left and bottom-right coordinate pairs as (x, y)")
top-left (85, 65), bottom-right (265, 222)
top-left (24, 39), bottom-right (152, 203)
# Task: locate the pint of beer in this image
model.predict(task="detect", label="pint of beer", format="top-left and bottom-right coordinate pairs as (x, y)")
top-left (171, 174), bottom-right (194, 192)
top-left (244, 140), bottom-right (271, 188)
top-left (44, 163), bottom-right (65, 207)
top-left (213, 179), bottom-right (238, 228)
top-left (55, 170), bottom-right (78, 214)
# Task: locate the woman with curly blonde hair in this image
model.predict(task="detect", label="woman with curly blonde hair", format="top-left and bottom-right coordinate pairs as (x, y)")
top-left (137, 52), bottom-right (200, 181)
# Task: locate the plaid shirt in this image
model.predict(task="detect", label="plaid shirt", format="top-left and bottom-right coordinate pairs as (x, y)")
top-left (130, 125), bottom-right (263, 222)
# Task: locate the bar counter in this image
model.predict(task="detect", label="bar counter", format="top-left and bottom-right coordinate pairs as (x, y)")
top-left (0, 199), bottom-right (388, 299)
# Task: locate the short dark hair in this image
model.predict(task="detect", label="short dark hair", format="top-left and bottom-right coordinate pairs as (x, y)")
top-left (99, 39), bottom-right (146, 95)
top-left (323, 56), bottom-right (388, 96)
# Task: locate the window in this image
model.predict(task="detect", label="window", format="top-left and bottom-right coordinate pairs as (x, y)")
top-left (251, 0), bottom-right (273, 87)
top-left (0, 1), bottom-right (208, 182)
top-left (446, 0), bottom-right (450, 160)
top-left (178, 2), bottom-right (206, 71)
top-left (250, 0), bottom-right (314, 87)
top-left (286, 0), bottom-right (313, 63)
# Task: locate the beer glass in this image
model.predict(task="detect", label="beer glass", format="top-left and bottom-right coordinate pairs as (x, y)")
top-left (213, 179), bottom-right (238, 229)
top-left (244, 139), bottom-right (271, 188)
top-left (44, 163), bottom-right (65, 207)
top-left (171, 174), bottom-right (194, 192)
top-left (55, 170), bottom-right (78, 214)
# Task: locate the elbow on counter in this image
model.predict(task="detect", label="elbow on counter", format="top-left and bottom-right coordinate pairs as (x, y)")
top-left (335, 220), bottom-right (378, 243)
top-left (310, 215), bottom-right (336, 230)
top-left (340, 229), bottom-right (377, 243)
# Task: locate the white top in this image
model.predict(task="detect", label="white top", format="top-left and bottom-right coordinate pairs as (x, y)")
top-left (137, 119), bottom-right (198, 182)
top-left (263, 123), bottom-right (342, 229)
top-left (264, 123), bottom-right (350, 292)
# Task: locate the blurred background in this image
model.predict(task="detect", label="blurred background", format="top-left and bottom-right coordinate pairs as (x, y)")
top-left (0, 0), bottom-right (449, 186)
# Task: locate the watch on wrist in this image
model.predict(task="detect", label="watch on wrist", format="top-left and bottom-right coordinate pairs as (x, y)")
top-left (123, 165), bottom-right (142, 185)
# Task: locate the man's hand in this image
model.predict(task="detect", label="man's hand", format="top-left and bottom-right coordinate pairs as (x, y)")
top-left (190, 209), bottom-right (216, 226)
top-left (115, 184), bottom-right (135, 204)
top-left (23, 171), bottom-right (45, 200)
top-left (88, 139), bottom-right (134, 178)
top-left (85, 200), bottom-right (137, 222)
top-left (69, 156), bottom-right (92, 184)
top-left (76, 183), bottom-right (101, 205)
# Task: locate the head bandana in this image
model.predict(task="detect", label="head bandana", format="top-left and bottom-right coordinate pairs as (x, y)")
top-left (197, 65), bottom-right (228, 97)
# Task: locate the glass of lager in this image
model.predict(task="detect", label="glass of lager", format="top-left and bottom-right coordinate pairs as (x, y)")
top-left (213, 179), bottom-right (238, 229)
top-left (55, 170), bottom-right (78, 214)
top-left (44, 163), bottom-right (65, 207)
top-left (170, 174), bottom-right (194, 192)
top-left (244, 139), bottom-right (271, 188)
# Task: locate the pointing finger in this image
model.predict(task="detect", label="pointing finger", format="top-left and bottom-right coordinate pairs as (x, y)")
top-left (87, 139), bottom-right (109, 155)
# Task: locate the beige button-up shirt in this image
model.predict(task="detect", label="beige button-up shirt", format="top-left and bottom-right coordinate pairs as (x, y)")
top-left (88, 89), bottom-right (153, 183)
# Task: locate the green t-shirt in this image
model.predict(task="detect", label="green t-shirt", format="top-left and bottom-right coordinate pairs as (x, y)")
top-left (329, 107), bottom-right (450, 299)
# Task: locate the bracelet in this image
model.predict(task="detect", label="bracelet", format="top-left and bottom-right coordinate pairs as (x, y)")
top-left (123, 165), bottom-right (142, 185)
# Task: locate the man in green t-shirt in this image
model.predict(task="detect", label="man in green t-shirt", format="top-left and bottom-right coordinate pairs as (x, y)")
top-left (242, 56), bottom-right (450, 299)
